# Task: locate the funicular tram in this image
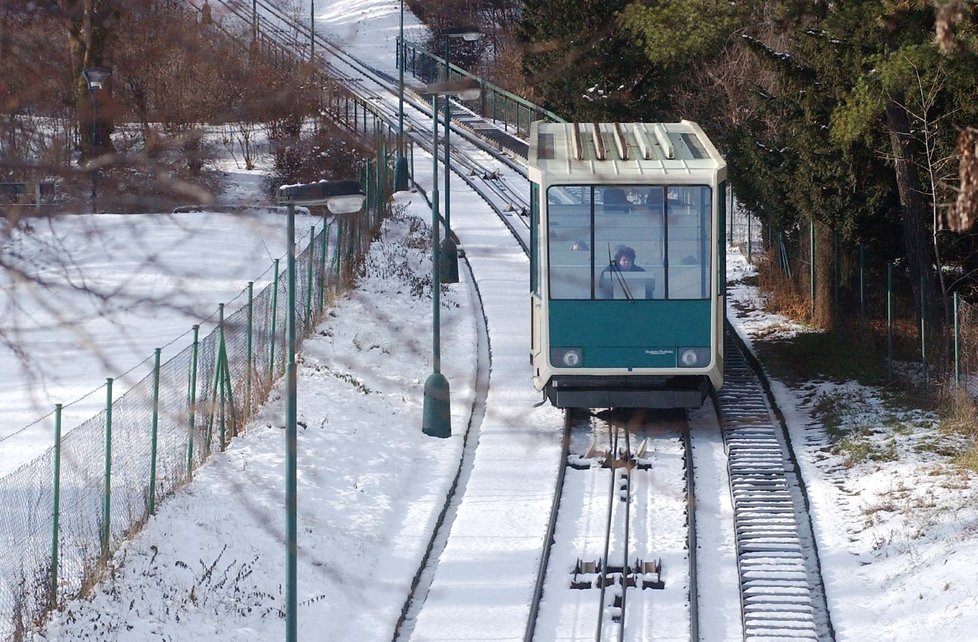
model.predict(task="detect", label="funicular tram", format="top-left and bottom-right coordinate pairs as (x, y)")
top-left (528, 121), bottom-right (727, 409)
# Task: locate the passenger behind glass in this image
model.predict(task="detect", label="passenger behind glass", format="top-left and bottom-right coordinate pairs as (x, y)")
top-left (598, 245), bottom-right (653, 298)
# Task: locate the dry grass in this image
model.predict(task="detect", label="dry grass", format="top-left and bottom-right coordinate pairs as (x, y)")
top-left (941, 386), bottom-right (978, 437)
top-left (755, 253), bottom-right (814, 322)
top-left (942, 386), bottom-right (978, 471)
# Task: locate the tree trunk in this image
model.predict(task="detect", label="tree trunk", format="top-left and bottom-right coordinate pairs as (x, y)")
top-left (61, 0), bottom-right (117, 160)
top-left (884, 95), bottom-right (940, 324)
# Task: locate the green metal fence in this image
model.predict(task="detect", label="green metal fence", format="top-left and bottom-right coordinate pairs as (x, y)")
top-left (399, 38), bottom-right (565, 138)
top-left (0, 153), bottom-right (393, 640)
top-left (740, 214), bottom-right (978, 395)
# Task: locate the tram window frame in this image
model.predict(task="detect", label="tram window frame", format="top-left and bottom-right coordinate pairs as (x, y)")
top-left (546, 184), bottom-right (713, 301)
top-left (530, 182), bottom-right (540, 296)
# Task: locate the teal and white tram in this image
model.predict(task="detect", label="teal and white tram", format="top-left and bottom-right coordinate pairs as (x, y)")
top-left (528, 121), bottom-right (727, 409)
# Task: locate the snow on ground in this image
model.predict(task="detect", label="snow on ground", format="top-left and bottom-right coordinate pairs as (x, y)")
top-left (29, 191), bottom-right (477, 641)
top-left (8, 0), bottom-right (978, 640)
top-left (727, 248), bottom-right (978, 640)
top-left (0, 209), bottom-right (294, 477)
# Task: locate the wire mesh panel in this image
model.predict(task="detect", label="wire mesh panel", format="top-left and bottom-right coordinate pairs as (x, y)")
top-left (959, 299), bottom-right (978, 394)
top-left (155, 347), bottom-right (194, 498)
top-left (108, 374), bottom-right (156, 544)
top-left (251, 282), bottom-right (277, 405)
top-left (224, 302), bottom-right (253, 436)
top-left (0, 448), bottom-right (56, 639)
top-left (0, 137), bottom-right (394, 639)
top-left (193, 329), bottom-right (220, 466)
top-left (56, 409), bottom-right (108, 608)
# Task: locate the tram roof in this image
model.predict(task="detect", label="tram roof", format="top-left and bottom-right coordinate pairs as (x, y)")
top-left (528, 121), bottom-right (725, 181)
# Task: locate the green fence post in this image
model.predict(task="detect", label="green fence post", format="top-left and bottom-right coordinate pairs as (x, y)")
top-left (362, 162), bottom-right (369, 212)
top-left (218, 303), bottom-right (226, 450)
top-left (246, 282), bottom-right (253, 415)
top-left (920, 273), bottom-right (928, 389)
top-left (50, 403), bottom-right (63, 608)
top-left (859, 245), bottom-right (865, 327)
top-left (887, 261), bottom-right (894, 383)
top-left (319, 222), bottom-right (329, 311)
top-left (306, 225), bottom-right (315, 329)
top-left (747, 212), bottom-right (753, 264)
top-left (102, 378), bottom-right (113, 558)
top-left (954, 292), bottom-right (960, 386)
top-left (335, 218), bottom-right (344, 283)
top-left (187, 324), bottom-right (199, 478)
top-left (221, 346), bottom-right (235, 439)
top-left (148, 347), bottom-right (161, 514)
top-left (809, 218), bottom-right (815, 316)
top-left (833, 229), bottom-right (840, 314)
top-left (728, 186), bottom-right (734, 248)
top-left (348, 211), bottom-right (358, 268)
top-left (270, 258), bottom-right (280, 382)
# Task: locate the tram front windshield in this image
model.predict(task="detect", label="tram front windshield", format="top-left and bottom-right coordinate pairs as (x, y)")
top-left (546, 184), bottom-right (712, 300)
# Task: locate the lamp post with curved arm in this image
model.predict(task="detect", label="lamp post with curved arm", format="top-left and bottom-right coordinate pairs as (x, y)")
top-left (438, 26), bottom-right (481, 284)
top-left (276, 179), bottom-right (366, 642)
top-left (395, 0), bottom-right (410, 191)
top-left (82, 67), bottom-right (111, 213)
top-left (419, 78), bottom-right (481, 438)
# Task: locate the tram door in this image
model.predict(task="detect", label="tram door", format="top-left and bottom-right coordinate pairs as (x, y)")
top-left (530, 182), bottom-right (543, 377)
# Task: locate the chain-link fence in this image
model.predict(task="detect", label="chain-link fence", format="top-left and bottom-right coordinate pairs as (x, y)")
top-left (733, 204), bottom-right (978, 397)
top-left (0, 150), bottom-right (393, 640)
top-left (952, 295), bottom-right (978, 395)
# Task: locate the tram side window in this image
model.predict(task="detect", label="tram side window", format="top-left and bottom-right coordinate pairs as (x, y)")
top-left (666, 186), bottom-right (712, 299)
top-left (547, 186), bottom-right (592, 299)
top-left (594, 185), bottom-right (664, 299)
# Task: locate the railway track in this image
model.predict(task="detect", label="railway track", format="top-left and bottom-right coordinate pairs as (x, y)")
top-left (714, 330), bottom-right (834, 641)
top-left (528, 409), bottom-right (690, 641)
top-left (200, 5), bottom-right (836, 639)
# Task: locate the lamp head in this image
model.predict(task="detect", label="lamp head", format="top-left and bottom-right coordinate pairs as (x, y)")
top-left (82, 67), bottom-right (112, 90)
top-left (443, 26), bottom-right (482, 42)
top-left (277, 179), bottom-right (366, 214)
top-left (420, 77), bottom-right (481, 101)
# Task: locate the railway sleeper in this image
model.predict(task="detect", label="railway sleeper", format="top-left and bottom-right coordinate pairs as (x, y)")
top-left (729, 452), bottom-right (786, 462)
top-left (744, 593), bottom-right (815, 606)
top-left (740, 558), bottom-right (807, 571)
top-left (746, 602), bottom-right (816, 616)
top-left (569, 557), bottom-right (664, 590)
top-left (736, 516), bottom-right (800, 525)
top-left (737, 494), bottom-right (797, 504)
top-left (567, 445), bottom-right (651, 471)
top-left (744, 618), bottom-right (819, 631)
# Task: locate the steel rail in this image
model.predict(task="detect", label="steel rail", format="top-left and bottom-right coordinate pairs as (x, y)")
top-left (617, 425), bottom-right (633, 642)
top-left (192, 6), bottom-right (715, 640)
top-left (522, 410), bottom-right (573, 642)
top-left (683, 423), bottom-right (699, 642)
top-left (714, 327), bottom-right (835, 641)
top-left (594, 425), bottom-right (618, 640)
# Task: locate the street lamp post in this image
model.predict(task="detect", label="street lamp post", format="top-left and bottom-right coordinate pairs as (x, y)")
top-left (438, 27), bottom-right (481, 285)
top-left (82, 67), bottom-right (111, 213)
top-left (394, 0), bottom-right (409, 191)
top-left (310, 0), bottom-right (315, 62)
top-left (420, 78), bottom-right (481, 439)
top-left (276, 179), bottom-right (366, 642)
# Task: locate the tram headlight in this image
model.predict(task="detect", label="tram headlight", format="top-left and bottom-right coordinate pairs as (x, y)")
top-left (679, 347), bottom-right (710, 368)
top-left (551, 347), bottom-right (583, 368)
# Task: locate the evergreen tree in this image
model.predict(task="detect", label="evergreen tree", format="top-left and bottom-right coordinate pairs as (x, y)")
top-left (517, 0), bottom-right (666, 122)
